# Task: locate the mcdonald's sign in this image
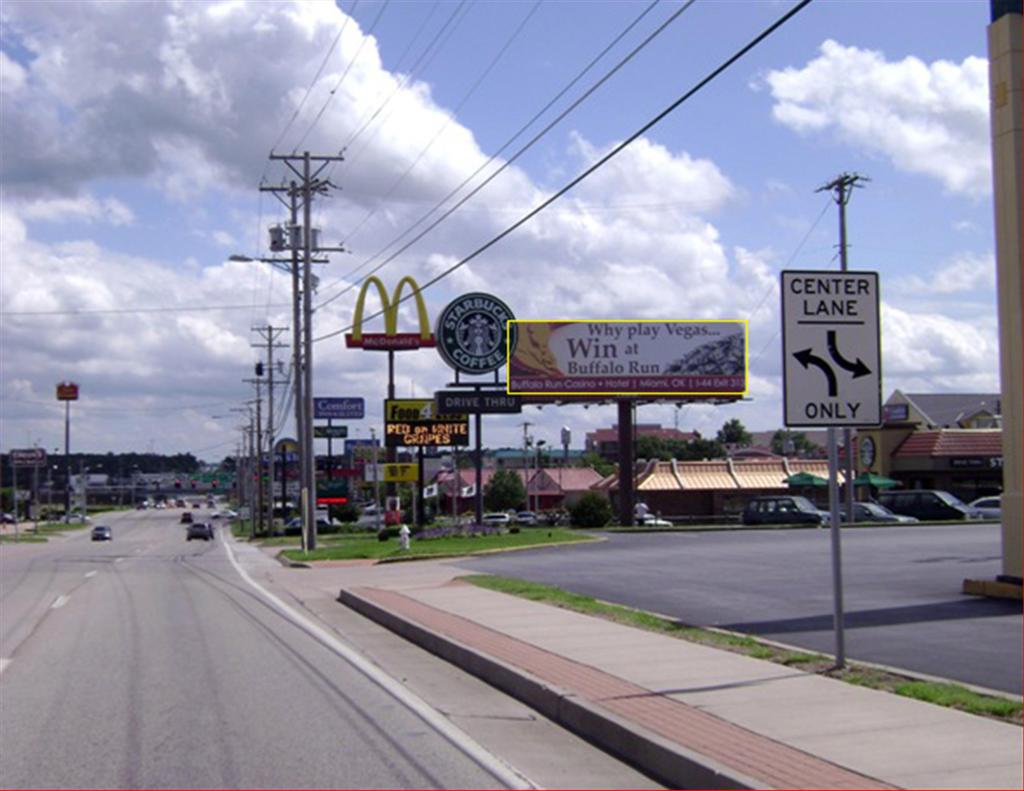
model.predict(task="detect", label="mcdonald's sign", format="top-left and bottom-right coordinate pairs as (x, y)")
top-left (345, 276), bottom-right (436, 351)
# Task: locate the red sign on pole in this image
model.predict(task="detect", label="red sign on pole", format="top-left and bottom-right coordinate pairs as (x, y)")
top-left (56, 382), bottom-right (80, 401)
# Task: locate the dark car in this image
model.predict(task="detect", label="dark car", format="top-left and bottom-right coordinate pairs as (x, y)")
top-left (877, 490), bottom-right (981, 521)
top-left (742, 495), bottom-right (828, 526)
top-left (180, 511), bottom-right (193, 524)
top-left (91, 525), bottom-right (112, 541)
top-left (840, 502), bottom-right (918, 524)
top-left (186, 522), bottom-right (214, 541)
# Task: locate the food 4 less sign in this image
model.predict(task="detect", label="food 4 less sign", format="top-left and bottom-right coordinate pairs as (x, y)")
top-left (383, 399), bottom-right (469, 448)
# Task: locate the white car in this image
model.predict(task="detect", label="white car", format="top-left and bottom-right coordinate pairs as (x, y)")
top-left (641, 515), bottom-right (673, 527)
top-left (482, 512), bottom-right (511, 526)
top-left (968, 496), bottom-right (1001, 519)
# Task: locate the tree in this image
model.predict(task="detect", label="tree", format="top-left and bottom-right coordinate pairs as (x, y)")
top-left (635, 435), bottom-right (670, 461)
top-left (569, 492), bottom-right (613, 528)
top-left (716, 418), bottom-right (752, 447)
top-left (671, 437), bottom-right (725, 460)
top-left (484, 469), bottom-right (526, 511)
top-left (578, 452), bottom-right (614, 478)
top-left (770, 430), bottom-right (818, 457)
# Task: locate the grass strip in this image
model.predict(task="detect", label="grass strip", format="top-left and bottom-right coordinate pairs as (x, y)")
top-left (463, 574), bottom-right (1022, 725)
top-left (280, 528), bottom-right (593, 562)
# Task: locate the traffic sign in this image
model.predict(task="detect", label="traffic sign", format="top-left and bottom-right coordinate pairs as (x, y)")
top-left (10, 448), bottom-right (47, 467)
top-left (781, 270), bottom-right (881, 427)
top-left (313, 397), bottom-right (365, 420)
top-left (435, 390), bottom-right (522, 415)
top-left (314, 425), bottom-right (349, 439)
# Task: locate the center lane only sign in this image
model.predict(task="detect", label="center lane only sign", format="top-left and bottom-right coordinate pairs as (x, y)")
top-left (781, 270), bottom-right (881, 427)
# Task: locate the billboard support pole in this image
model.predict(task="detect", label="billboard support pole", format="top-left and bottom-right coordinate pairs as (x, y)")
top-left (617, 399), bottom-right (635, 526)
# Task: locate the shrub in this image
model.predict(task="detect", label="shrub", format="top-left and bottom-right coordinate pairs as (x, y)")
top-left (569, 492), bottom-right (613, 528)
top-left (335, 503), bottom-right (359, 523)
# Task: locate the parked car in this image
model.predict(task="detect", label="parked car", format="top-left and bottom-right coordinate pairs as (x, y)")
top-left (1, 512), bottom-right (16, 524)
top-left (90, 525), bottom-right (112, 541)
top-left (742, 496), bottom-right (828, 526)
top-left (640, 515), bottom-right (673, 527)
top-left (186, 522), bottom-right (214, 541)
top-left (515, 511), bottom-right (538, 525)
top-left (839, 502), bottom-right (918, 524)
top-left (180, 511), bottom-right (193, 524)
top-left (65, 512), bottom-right (92, 524)
top-left (968, 496), bottom-right (1001, 519)
top-left (482, 512), bottom-right (511, 526)
top-left (877, 490), bottom-right (982, 521)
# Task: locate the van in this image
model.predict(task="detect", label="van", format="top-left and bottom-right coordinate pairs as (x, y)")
top-left (877, 490), bottom-right (980, 521)
top-left (742, 496), bottom-right (828, 526)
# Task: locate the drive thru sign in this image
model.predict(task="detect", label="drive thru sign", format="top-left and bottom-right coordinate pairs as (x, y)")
top-left (781, 270), bottom-right (881, 427)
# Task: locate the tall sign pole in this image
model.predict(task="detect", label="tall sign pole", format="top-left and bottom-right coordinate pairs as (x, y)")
top-left (781, 269), bottom-right (881, 670)
top-left (56, 382), bottom-right (79, 521)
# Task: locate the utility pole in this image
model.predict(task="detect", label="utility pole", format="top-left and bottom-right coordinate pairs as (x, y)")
top-left (521, 421), bottom-right (532, 512)
top-left (816, 171), bottom-right (868, 670)
top-left (253, 325), bottom-right (287, 535)
top-left (817, 172), bottom-right (869, 526)
top-left (265, 151), bottom-right (344, 552)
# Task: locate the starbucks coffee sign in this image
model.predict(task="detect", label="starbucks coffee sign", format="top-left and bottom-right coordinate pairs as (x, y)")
top-left (436, 292), bottom-right (516, 375)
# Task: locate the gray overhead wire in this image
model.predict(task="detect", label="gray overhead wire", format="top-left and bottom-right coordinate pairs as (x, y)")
top-left (313, 0), bottom-right (816, 343)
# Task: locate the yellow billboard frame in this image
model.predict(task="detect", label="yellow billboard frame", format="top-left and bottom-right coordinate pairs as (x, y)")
top-left (505, 319), bottom-right (749, 397)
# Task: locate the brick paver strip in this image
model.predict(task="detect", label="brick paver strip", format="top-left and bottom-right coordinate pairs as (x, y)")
top-left (355, 586), bottom-right (894, 790)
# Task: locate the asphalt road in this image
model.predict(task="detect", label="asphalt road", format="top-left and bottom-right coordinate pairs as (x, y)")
top-left (0, 509), bottom-right (510, 789)
top-left (459, 523), bottom-right (1022, 694)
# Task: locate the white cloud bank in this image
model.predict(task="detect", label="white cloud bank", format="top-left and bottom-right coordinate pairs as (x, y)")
top-left (0, 5), bottom-right (1001, 454)
top-left (762, 40), bottom-right (991, 198)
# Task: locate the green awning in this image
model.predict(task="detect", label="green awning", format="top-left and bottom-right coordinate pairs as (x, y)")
top-left (785, 471), bottom-right (828, 487)
top-left (853, 472), bottom-right (900, 489)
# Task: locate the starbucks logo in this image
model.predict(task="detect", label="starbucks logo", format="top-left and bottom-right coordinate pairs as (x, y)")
top-left (436, 293), bottom-right (517, 374)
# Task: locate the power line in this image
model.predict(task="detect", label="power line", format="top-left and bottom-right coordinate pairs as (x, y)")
top-left (1, 302), bottom-right (292, 317)
top-left (340, 1), bottom-right (469, 158)
top-left (336, 0), bottom-right (543, 250)
top-left (268, 1), bottom-right (359, 155)
top-left (313, 0), bottom-right (815, 341)
top-left (291, 0), bottom-right (387, 153)
top-left (314, 0), bottom-right (682, 311)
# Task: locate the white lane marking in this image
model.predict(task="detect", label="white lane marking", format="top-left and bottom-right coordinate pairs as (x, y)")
top-left (222, 540), bottom-right (534, 790)
top-left (0, 658), bottom-right (11, 675)
top-left (51, 595), bottom-right (69, 609)
top-left (84, 571), bottom-right (97, 579)
top-left (114, 558), bottom-right (124, 564)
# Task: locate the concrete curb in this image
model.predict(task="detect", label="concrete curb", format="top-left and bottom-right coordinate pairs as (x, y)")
top-left (274, 549), bottom-right (310, 568)
top-left (338, 587), bottom-right (762, 790)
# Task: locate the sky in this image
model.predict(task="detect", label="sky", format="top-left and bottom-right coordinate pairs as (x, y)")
top-left (0, 0), bottom-right (1002, 462)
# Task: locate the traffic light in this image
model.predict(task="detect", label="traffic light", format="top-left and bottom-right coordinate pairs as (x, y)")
top-left (255, 362), bottom-right (264, 377)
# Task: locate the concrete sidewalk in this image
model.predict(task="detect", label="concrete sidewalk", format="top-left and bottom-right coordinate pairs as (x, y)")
top-left (267, 557), bottom-right (1022, 790)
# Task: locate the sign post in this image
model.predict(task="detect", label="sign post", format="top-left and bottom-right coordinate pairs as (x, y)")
top-left (782, 269), bottom-right (881, 669)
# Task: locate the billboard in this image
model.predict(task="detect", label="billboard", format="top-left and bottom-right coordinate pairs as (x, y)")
top-left (313, 397), bottom-right (365, 419)
top-left (383, 399), bottom-right (469, 448)
top-left (507, 320), bottom-right (747, 396)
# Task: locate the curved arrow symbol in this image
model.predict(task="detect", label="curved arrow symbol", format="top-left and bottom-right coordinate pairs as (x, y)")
top-left (827, 331), bottom-right (871, 378)
top-left (794, 348), bottom-right (837, 397)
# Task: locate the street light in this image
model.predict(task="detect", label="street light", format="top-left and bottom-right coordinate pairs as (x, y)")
top-left (535, 440), bottom-right (547, 513)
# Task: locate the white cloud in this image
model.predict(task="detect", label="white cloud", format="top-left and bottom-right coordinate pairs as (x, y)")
top-left (762, 40), bottom-right (990, 197)
top-left (893, 252), bottom-right (995, 295)
top-left (17, 194), bottom-right (135, 225)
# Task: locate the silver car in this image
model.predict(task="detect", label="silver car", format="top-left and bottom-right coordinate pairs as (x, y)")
top-left (968, 496), bottom-right (1001, 519)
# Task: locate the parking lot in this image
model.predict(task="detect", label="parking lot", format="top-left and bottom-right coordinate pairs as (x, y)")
top-left (460, 522), bottom-right (1022, 694)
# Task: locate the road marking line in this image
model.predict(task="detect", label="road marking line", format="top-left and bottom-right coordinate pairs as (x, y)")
top-left (0, 658), bottom-right (11, 675)
top-left (84, 571), bottom-right (97, 578)
top-left (51, 595), bottom-right (69, 609)
top-left (221, 539), bottom-right (535, 790)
